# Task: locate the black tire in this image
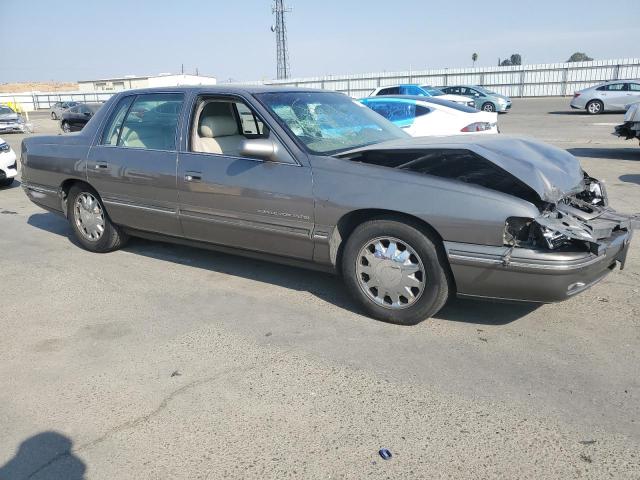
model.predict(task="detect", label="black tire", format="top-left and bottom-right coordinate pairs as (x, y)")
top-left (51, 112), bottom-right (57, 120)
top-left (0, 178), bottom-right (14, 187)
top-left (67, 184), bottom-right (128, 253)
top-left (482, 102), bottom-right (496, 112)
top-left (586, 100), bottom-right (604, 115)
top-left (341, 217), bottom-right (452, 325)
top-left (62, 122), bottom-right (70, 133)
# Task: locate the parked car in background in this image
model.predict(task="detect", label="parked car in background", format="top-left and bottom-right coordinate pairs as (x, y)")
top-left (51, 101), bottom-right (79, 120)
top-left (370, 84), bottom-right (475, 108)
top-left (614, 102), bottom-right (640, 144)
top-left (60, 103), bottom-right (102, 133)
top-left (571, 80), bottom-right (640, 114)
top-left (360, 96), bottom-right (497, 137)
top-left (0, 105), bottom-right (28, 133)
top-left (20, 86), bottom-right (634, 325)
top-left (0, 137), bottom-right (18, 187)
top-left (440, 85), bottom-right (512, 113)
top-left (418, 85), bottom-right (476, 108)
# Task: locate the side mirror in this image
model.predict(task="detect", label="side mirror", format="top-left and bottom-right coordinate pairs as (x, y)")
top-left (239, 138), bottom-right (278, 161)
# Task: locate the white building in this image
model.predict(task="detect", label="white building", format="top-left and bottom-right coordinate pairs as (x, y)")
top-left (78, 74), bottom-right (217, 92)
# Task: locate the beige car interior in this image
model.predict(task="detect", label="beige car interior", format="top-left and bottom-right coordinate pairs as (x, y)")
top-left (192, 101), bottom-right (251, 156)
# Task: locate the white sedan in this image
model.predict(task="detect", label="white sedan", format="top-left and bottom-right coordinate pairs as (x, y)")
top-left (369, 84), bottom-right (476, 108)
top-left (360, 96), bottom-right (498, 137)
top-left (0, 137), bottom-right (18, 187)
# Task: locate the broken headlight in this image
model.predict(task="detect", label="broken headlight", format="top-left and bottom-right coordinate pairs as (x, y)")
top-left (539, 226), bottom-right (571, 250)
top-left (504, 217), bottom-right (572, 250)
top-left (503, 217), bottom-right (534, 246)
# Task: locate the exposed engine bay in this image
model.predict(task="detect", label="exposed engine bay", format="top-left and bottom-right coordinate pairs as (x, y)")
top-left (342, 147), bottom-right (638, 257)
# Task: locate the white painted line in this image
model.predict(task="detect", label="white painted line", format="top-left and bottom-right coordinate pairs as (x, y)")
top-left (591, 122), bottom-right (619, 126)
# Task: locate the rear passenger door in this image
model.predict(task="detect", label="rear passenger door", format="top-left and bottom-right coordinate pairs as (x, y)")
top-left (176, 94), bottom-right (315, 260)
top-left (87, 92), bottom-right (184, 236)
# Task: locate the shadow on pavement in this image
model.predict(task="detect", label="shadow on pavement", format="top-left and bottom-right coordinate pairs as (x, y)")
top-left (0, 431), bottom-right (86, 480)
top-left (435, 298), bottom-right (539, 325)
top-left (619, 174), bottom-right (640, 185)
top-left (567, 147), bottom-right (639, 161)
top-left (27, 212), bottom-right (534, 326)
top-left (0, 179), bottom-right (21, 190)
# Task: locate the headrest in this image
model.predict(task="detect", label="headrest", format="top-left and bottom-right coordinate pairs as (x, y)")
top-left (199, 115), bottom-right (238, 138)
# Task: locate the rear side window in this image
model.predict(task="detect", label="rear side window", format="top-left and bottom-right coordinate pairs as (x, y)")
top-left (101, 94), bottom-right (184, 150)
top-left (597, 83), bottom-right (625, 91)
top-left (628, 83), bottom-right (640, 91)
top-left (377, 87), bottom-right (400, 96)
top-left (101, 96), bottom-right (135, 145)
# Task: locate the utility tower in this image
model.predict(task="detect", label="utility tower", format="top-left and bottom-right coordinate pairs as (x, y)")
top-left (271, 0), bottom-right (291, 79)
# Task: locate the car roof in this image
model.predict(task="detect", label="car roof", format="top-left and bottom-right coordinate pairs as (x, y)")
top-left (110, 85), bottom-right (333, 96)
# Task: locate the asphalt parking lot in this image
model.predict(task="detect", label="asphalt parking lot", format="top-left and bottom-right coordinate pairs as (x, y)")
top-left (0, 98), bottom-right (639, 479)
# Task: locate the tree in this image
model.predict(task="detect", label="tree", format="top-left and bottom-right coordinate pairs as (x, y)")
top-left (472, 52), bottom-right (478, 67)
top-left (500, 53), bottom-right (522, 66)
top-left (567, 52), bottom-right (593, 62)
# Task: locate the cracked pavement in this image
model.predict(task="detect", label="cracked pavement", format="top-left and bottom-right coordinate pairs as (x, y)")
top-left (1, 98), bottom-right (639, 479)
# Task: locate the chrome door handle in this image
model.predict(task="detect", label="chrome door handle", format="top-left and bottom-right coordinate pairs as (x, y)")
top-left (184, 172), bottom-right (202, 182)
top-left (95, 162), bottom-right (108, 169)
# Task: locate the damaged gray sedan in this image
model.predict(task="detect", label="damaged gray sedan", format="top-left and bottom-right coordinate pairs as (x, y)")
top-left (20, 87), bottom-right (635, 325)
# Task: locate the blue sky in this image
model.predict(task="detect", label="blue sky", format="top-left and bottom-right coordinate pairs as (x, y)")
top-left (0, 0), bottom-right (637, 83)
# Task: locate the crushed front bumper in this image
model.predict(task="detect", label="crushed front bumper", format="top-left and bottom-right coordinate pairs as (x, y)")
top-left (445, 229), bottom-right (632, 302)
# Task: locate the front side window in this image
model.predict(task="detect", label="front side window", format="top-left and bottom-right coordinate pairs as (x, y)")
top-left (405, 86), bottom-right (427, 96)
top-left (629, 83), bottom-right (640, 92)
top-left (190, 97), bottom-right (267, 157)
top-left (101, 93), bottom-right (184, 150)
top-left (257, 91), bottom-right (408, 155)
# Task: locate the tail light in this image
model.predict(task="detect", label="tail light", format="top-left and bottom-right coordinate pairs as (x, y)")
top-left (461, 122), bottom-right (494, 132)
top-left (573, 92), bottom-right (580, 98)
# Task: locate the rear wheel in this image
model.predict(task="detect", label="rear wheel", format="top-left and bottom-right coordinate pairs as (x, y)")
top-left (341, 218), bottom-right (451, 325)
top-left (51, 112), bottom-right (57, 120)
top-left (0, 178), bottom-right (14, 187)
top-left (67, 184), bottom-right (128, 252)
top-left (482, 102), bottom-right (496, 112)
top-left (586, 100), bottom-right (604, 115)
top-left (62, 122), bottom-right (71, 133)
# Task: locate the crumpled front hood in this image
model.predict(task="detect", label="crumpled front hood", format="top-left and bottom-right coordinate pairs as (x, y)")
top-left (341, 135), bottom-right (585, 204)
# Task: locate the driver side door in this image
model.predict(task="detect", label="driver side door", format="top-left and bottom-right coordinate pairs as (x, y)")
top-left (177, 95), bottom-right (315, 260)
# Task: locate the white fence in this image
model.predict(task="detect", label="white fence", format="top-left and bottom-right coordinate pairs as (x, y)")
top-left (257, 58), bottom-right (640, 98)
top-left (0, 92), bottom-right (113, 112)
top-left (3, 58), bottom-right (640, 111)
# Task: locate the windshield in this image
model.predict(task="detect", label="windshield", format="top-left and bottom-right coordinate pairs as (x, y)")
top-left (256, 91), bottom-right (408, 155)
top-left (0, 107), bottom-right (15, 115)
top-left (421, 86), bottom-right (444, 96)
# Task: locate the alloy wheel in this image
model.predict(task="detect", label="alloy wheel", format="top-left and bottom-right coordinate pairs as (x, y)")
top-left (355, 237), bottom-right (425, 309)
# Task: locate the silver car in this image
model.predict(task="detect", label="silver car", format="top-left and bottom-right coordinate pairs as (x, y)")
top-left (570, 80), bottom-right (640, 114)
top-left (20, 86), bottom-right (635, 325)
top-left (50, 101), bottom-right (79, 120)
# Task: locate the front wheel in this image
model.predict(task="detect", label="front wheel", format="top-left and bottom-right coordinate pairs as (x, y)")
top-left (67, 184), bottom-right (128, 252)
top-left (61, 122), bottom-right (71, 133)
top-left (341, 218), bottom-right (451, 325)
top-left (482, 102), bottom-right (496, 112)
